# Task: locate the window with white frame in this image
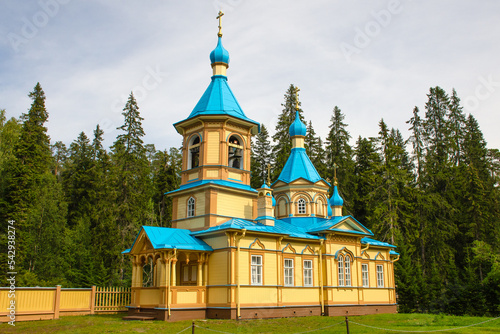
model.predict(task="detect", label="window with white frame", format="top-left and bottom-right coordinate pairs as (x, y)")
top-left (284, 258), bottom-right (294, 286)
top-left (297, 198), bottom-right (306, 214)
top-left (345, 255), bottom-right (351, 286)
top-left (303, 260), bottom-right (313, 287)
top-left (187, 197), bottom-right (195, 217)
top-left (251, 255), bottom-right (263, 285)
top-left (188, 135), bottom-right (201, 169)
top-left (338, 254), bottom-right (344, 286)
top-left (362, 263), bottom-right (369, 287)
top-left (377, 264), bottom-right (384, 287)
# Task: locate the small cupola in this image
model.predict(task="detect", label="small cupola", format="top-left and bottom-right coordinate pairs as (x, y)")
top-left (289, 110), bottom-right (306, 149)
top-left (329, 180), bottom-right (344, 217)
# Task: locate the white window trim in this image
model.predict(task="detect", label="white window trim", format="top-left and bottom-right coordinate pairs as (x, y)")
top-left (338, 254), bottom-right (344, 286)
top-left (303, 260), bottom-right (313, 287)
top-left (187, 197), bottom-right (195, 217)
top-left (377, 264), bottom-right (384, 288)
top-left (297, 198), bottom-right (306, 214)
top-left (251, 255), bottom-right (263, 285)
top-left (284, 258), bottom-right (294, 286)
top-left (345, 255), bottom-right (351, 286)
top-left (362, 263), bottom-right (369, 288)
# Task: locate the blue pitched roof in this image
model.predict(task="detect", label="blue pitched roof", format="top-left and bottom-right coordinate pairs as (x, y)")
top-left (361, 237), bottom-right (396, 248)
top-left (124, 226), bottom-right (213, 253)
top-left (191, 218), bottom-right (322, 240)
top-left (275, 147), bottom-right (323, 184)
top-left (174, 75), bottom-right (259, 128)
top-left (166, 179), bottom-right (257, 195)
top-left (304, 215), bottom-right (374, 236)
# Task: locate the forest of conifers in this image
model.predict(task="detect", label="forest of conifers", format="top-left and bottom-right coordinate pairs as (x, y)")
top-left (0, 83), bottom-right (499, 316)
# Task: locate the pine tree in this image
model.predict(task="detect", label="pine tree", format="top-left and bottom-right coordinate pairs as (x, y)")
top-left (406, 106), bottom-right (424, 186)
top-left (447, 89), bottom-right (466, 166)
top-left (251, 124), bottom-right (272, 188)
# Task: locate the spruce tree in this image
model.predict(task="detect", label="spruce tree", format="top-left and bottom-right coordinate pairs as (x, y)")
top-left (111, 92), bottom-right (151, 283)
top-left (251, 124), bottom-right (272, 188)
top-left (325, 106), bottom-right (354, 211)
top-left (271, 84), bottom-right (304, 179)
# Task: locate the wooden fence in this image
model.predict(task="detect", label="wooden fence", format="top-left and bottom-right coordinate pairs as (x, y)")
top-left (0, 286), bottom-right (131, 323)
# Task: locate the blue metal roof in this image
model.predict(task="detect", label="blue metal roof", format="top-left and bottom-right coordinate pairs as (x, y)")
top-left (166, 179), bottom-right (258, 195)
top-left (390, 250), bottom-right (400, 255)
top-left (305, 215), bottom-right (374, 236)
top-left (191, 218), bottom-right (322, 240)
top-left (289, 110), bottom-right (307, 137)
top-left (210, 36), bottom-right (230, 64)
top-left (174, 75), bottom-right (259, 128)
top-left (126, 226), bottom-right (213, 252)
top-left (361, 237), bottom-right (396, 248)
top-left (275, 147), bottom-right (323, 184)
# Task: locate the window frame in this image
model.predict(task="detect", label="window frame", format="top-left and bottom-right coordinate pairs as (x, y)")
top-left (345, 255), bottom-right (352, 286)
top-left (297, 198), bottom-right (306, 215)
top-left (284, 258), bottom-right (294, 287)
top-left (251, 255), bottom-right (263, 285)
top-left (187, 135), bottom-right (201, 169)
top-left (187, 197), bottom-right (195, 218)
top-left (377, 264), bottom-right (384, 288)
top-left (338, 254), bottom-right (344, 286)
top-left (362, 263), bottom-right (369, 287)
top-left (303, 259), bottom-right (313, 287)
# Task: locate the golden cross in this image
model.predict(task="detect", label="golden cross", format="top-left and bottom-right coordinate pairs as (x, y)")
top-left (216, 11), bottom-right (224, 37)
top-left (266, 164), bottom-right (272, 187)
top-left (294, 86), bottom-right (300, 111)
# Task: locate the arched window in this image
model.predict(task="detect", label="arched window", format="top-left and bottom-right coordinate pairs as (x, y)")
top-left (345, 255), bottom-right (351, 286)
top-left (228, 135), bottom-right (243, 169)
top-left (187, 197), bottom-right (195, 217)
top-left (297, 198), bottom-right (306, 214)
top-left (338, 254), bottom-right (344, 286)
top-left (143, 257), bottom-right (155, 287)
top-left (278, 198), bottom-right (287, 218)
top-left (188, 135), bottom-right (201, 169)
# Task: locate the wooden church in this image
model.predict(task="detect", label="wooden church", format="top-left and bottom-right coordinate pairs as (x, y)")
top-left (123, 14), bottom-right (399, 321)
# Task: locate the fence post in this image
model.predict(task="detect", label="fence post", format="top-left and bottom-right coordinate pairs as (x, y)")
top-left (90, 286), bottom-right (96, 314)
top-left (345, 316), bottom-right (350, 334)
top-left (192, 321), bottom-right (195, 333)
top-left (53, 285), bottom-right (62, 320)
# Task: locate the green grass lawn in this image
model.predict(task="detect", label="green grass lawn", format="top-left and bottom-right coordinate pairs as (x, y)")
top-left (2, 313), bottom-right (499, 334)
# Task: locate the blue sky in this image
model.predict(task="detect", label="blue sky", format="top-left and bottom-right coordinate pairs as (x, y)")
top-left (1, 0), bottom-right (499, 151)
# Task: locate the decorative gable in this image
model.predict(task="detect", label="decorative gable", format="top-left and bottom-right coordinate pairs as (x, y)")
top-left (329, 217), bottom-right (372, 235)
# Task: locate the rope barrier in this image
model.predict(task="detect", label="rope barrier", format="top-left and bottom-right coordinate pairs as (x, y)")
top-left (174, 325), bottom-right (193, 334)
top-left (349, 316), bottom-right (500, 333)
top-left (193, 324), bottom-right (234, 334)
top-left (292, 320), bottom-right (345, 334)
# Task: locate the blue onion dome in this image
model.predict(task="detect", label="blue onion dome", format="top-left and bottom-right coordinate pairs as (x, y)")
top-left (260, 182), bottom-right (270, 189)
top-left (327, 205), bottom-right (332, 217)
top-left (289, 110), bottom-right (307, 137)
top-left (329, 185), bottom-right (344, 207)
top-left (210, 36), bottom-right (230, 65)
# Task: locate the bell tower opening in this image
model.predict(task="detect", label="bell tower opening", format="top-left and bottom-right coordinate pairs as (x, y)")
top-left (228, 135), bottom-right (243, 169)
top-left (188, 135), bottom-right (201, 169)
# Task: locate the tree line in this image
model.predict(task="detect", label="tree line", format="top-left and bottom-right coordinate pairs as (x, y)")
top-left (1, 83), bottom-right (499, 315)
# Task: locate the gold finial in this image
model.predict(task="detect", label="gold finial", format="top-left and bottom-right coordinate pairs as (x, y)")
top-left (266, 164), bottom-right (272, 187)
top-left (326, 177), bottom-right (331, 184)
top-left (216, 11), bottom-right (224, 37)
top-left (333, 163), bottom-right (338, 186)
top-left (294, 86), bottom-right (300, 111)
